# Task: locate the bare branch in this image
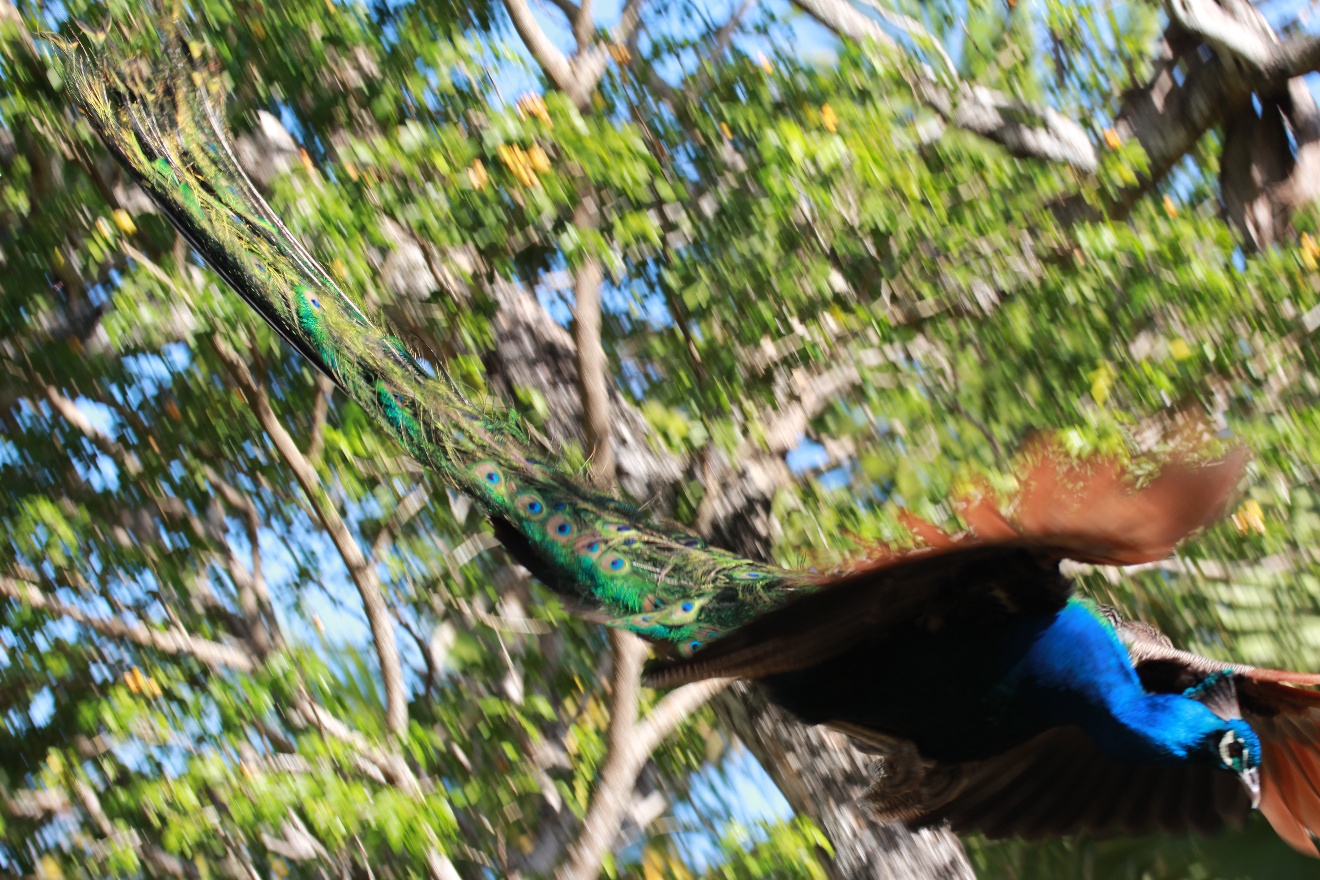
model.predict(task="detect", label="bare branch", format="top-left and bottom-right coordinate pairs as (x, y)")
top-left (0, 576), bottom-right (256, 672)
top-left (555, 634), bottom-right (728, 880)
top-left (505, 0), bottom-right (646, 110)
top-left (1167, 0), bottom-right (1277, 71)
top-left (505, 0), bottom-right (576, 92)
top-left (41, 384), bottom-right (142, 476)
top-left (636, 678), bottom-right (730, 757)
top-left (306, 373), bottom-right (334, 463)
top-left (212, 334), bottom-right (410, 735)
top-left (546, 0), bottom-right (582, 26)
top-left (854, 0), bottom-right (956, 77)
top-left (793, 0), bottom-right (1098, 172)
top-left (201, 464), bottom-right (279, 656)
top-left (791, 0), bottom-right (896, 49)
top-left (3, 788), bottom-right (70, 819)
top-left (427, 850), bottom-right (463, 880)
top-left (922, 82), bottom-right (1099, 172)
top-left (571, 226), bottom-right (617, 484)
top-left (1165, 0), bottom-right (1320, 83)
top-left (573, 0), bottom-right (596, 50)
top-left (1262, 34), bottom-right (1320, 81)
top-left (751, 364), bottom-right (863, 457)
top-left (555, 631), bottom-right (646, 880)
top-left (288, 695), bottom-right (421, 793)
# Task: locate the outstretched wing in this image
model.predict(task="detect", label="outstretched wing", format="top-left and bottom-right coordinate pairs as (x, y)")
top-left (644, 540), bottom-right (1071, 687)
top-left (1238, 680), bottom-right (1320, 856)
top-left (1115, 615), bottom-right (1320, 856)
top-left (862, 725), bottom-right (1251, 840)
top-left (648, 445), bottom-right (1248, 687)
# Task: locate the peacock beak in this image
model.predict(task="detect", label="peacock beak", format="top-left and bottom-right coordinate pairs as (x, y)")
top-left (1240, 767), bottom-right (1261, 809)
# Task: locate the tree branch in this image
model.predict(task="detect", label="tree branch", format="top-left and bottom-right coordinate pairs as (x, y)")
top-left (555, 631), bottom-right (729, 880)
top-left (555, 632), bottom-right (645, 880)
top-left (504, 0), bottom-right (576, 93)
top-left (0, 576), bottom-right (256, 672)
top-left (750, 364), bottom-right (863, 458)
top-left (571, 233), bottom-right (616, 484)
top-left (287, 694), bottom-right (421, 792)
top-left (1167, 0), bottom-right (1277, 72)
top-left (793, 0), bottom-right (1098, 171)
top-left (306, 373), bottom-right (334, 463)
top-left (201, 463), bottom-right (279, 656)
top-left (41, 383), bottom-right (143, 476)
top-left (635, 677), bottom-right (730, 757)
top-left (504, 0), bottom-right (645, 110)
top-left (212, 334), bottom-right (410, 735)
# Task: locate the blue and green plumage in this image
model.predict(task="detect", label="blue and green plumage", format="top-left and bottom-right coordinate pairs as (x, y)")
top-left (59, 32), bottom-right (1320, 854)
top-left (57, 33), bottom-right (804, 657)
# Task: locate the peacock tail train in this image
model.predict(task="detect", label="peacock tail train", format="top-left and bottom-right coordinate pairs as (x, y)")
top-left (55, 32), bottom-right (817, 656)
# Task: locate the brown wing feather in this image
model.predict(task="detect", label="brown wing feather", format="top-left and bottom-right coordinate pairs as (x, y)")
top-left (893, 727), bottom-right (1251, 840)
top-left (1237, 679), bottom-right (1320, 855)
top-left (1112, 618), bottom-right (1320, 857)
top-left (643, 541), bottom-right (1069, 687)
top-left (1117, 616), bottom-right (1320, 688)
top-left (1008, 444), bottom-right (1248, 565)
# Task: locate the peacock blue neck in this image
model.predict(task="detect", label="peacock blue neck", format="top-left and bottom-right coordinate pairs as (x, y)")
top-left (1021, 600), bottom-right (1230, 765)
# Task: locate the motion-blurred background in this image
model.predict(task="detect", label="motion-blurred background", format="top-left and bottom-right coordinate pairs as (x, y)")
top-left (4, 0), bottom-right (1320, 877)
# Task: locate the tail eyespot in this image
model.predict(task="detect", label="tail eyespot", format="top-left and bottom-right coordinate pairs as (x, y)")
top-left (598, 553), bottom-right (628, 574)
top-left (546, 516), bottom-right (574, 541)
top-left (516, 495), bottom-right (546, 518)
top-left (473, 462), bottom-right (504, 488)
top-left (574, 535), bottom-right (603, 557)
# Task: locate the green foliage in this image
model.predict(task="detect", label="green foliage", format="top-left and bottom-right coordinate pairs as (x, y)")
top-left (5, 0), bottom-right (1320, 877)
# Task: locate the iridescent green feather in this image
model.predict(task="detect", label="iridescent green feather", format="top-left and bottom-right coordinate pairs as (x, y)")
top-left (57, 35), bottom-right (815, 656)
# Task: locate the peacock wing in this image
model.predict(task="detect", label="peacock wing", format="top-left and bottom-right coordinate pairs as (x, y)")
top-left (643, 540), bottom-right (1072, 687)
top-left (1233, 679), bottom-right (1320, 856)
top-left (1109, 609), bottom-right (1320, 856)
top-left (1004, 443), bottom-right (1248, 566)
top-left (867, 725), bottom-right (1250, 840)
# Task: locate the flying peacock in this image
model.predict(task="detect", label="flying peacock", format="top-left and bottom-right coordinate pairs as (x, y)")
top-left (56, 30), bottom-right (1320, 855)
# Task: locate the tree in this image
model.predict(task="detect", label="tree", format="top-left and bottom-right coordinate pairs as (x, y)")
top-left (5, 0), bottom-right (1320, 878)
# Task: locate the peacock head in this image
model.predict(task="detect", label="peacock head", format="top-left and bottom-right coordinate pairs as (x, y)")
top-left (1201, 720), bottom-right (1262, 809)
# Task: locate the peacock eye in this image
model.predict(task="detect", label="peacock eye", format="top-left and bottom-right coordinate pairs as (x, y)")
top-left (598, 553), bottom-right (628, 574)
top-left (474, 462), bottom-right (504, 487)
top-left (517, 495), bottom-right (546, 518)
top-left (546, 515), bottom-right (575, 541)
top-left (1218, 730), bottom-right (1247, 770)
